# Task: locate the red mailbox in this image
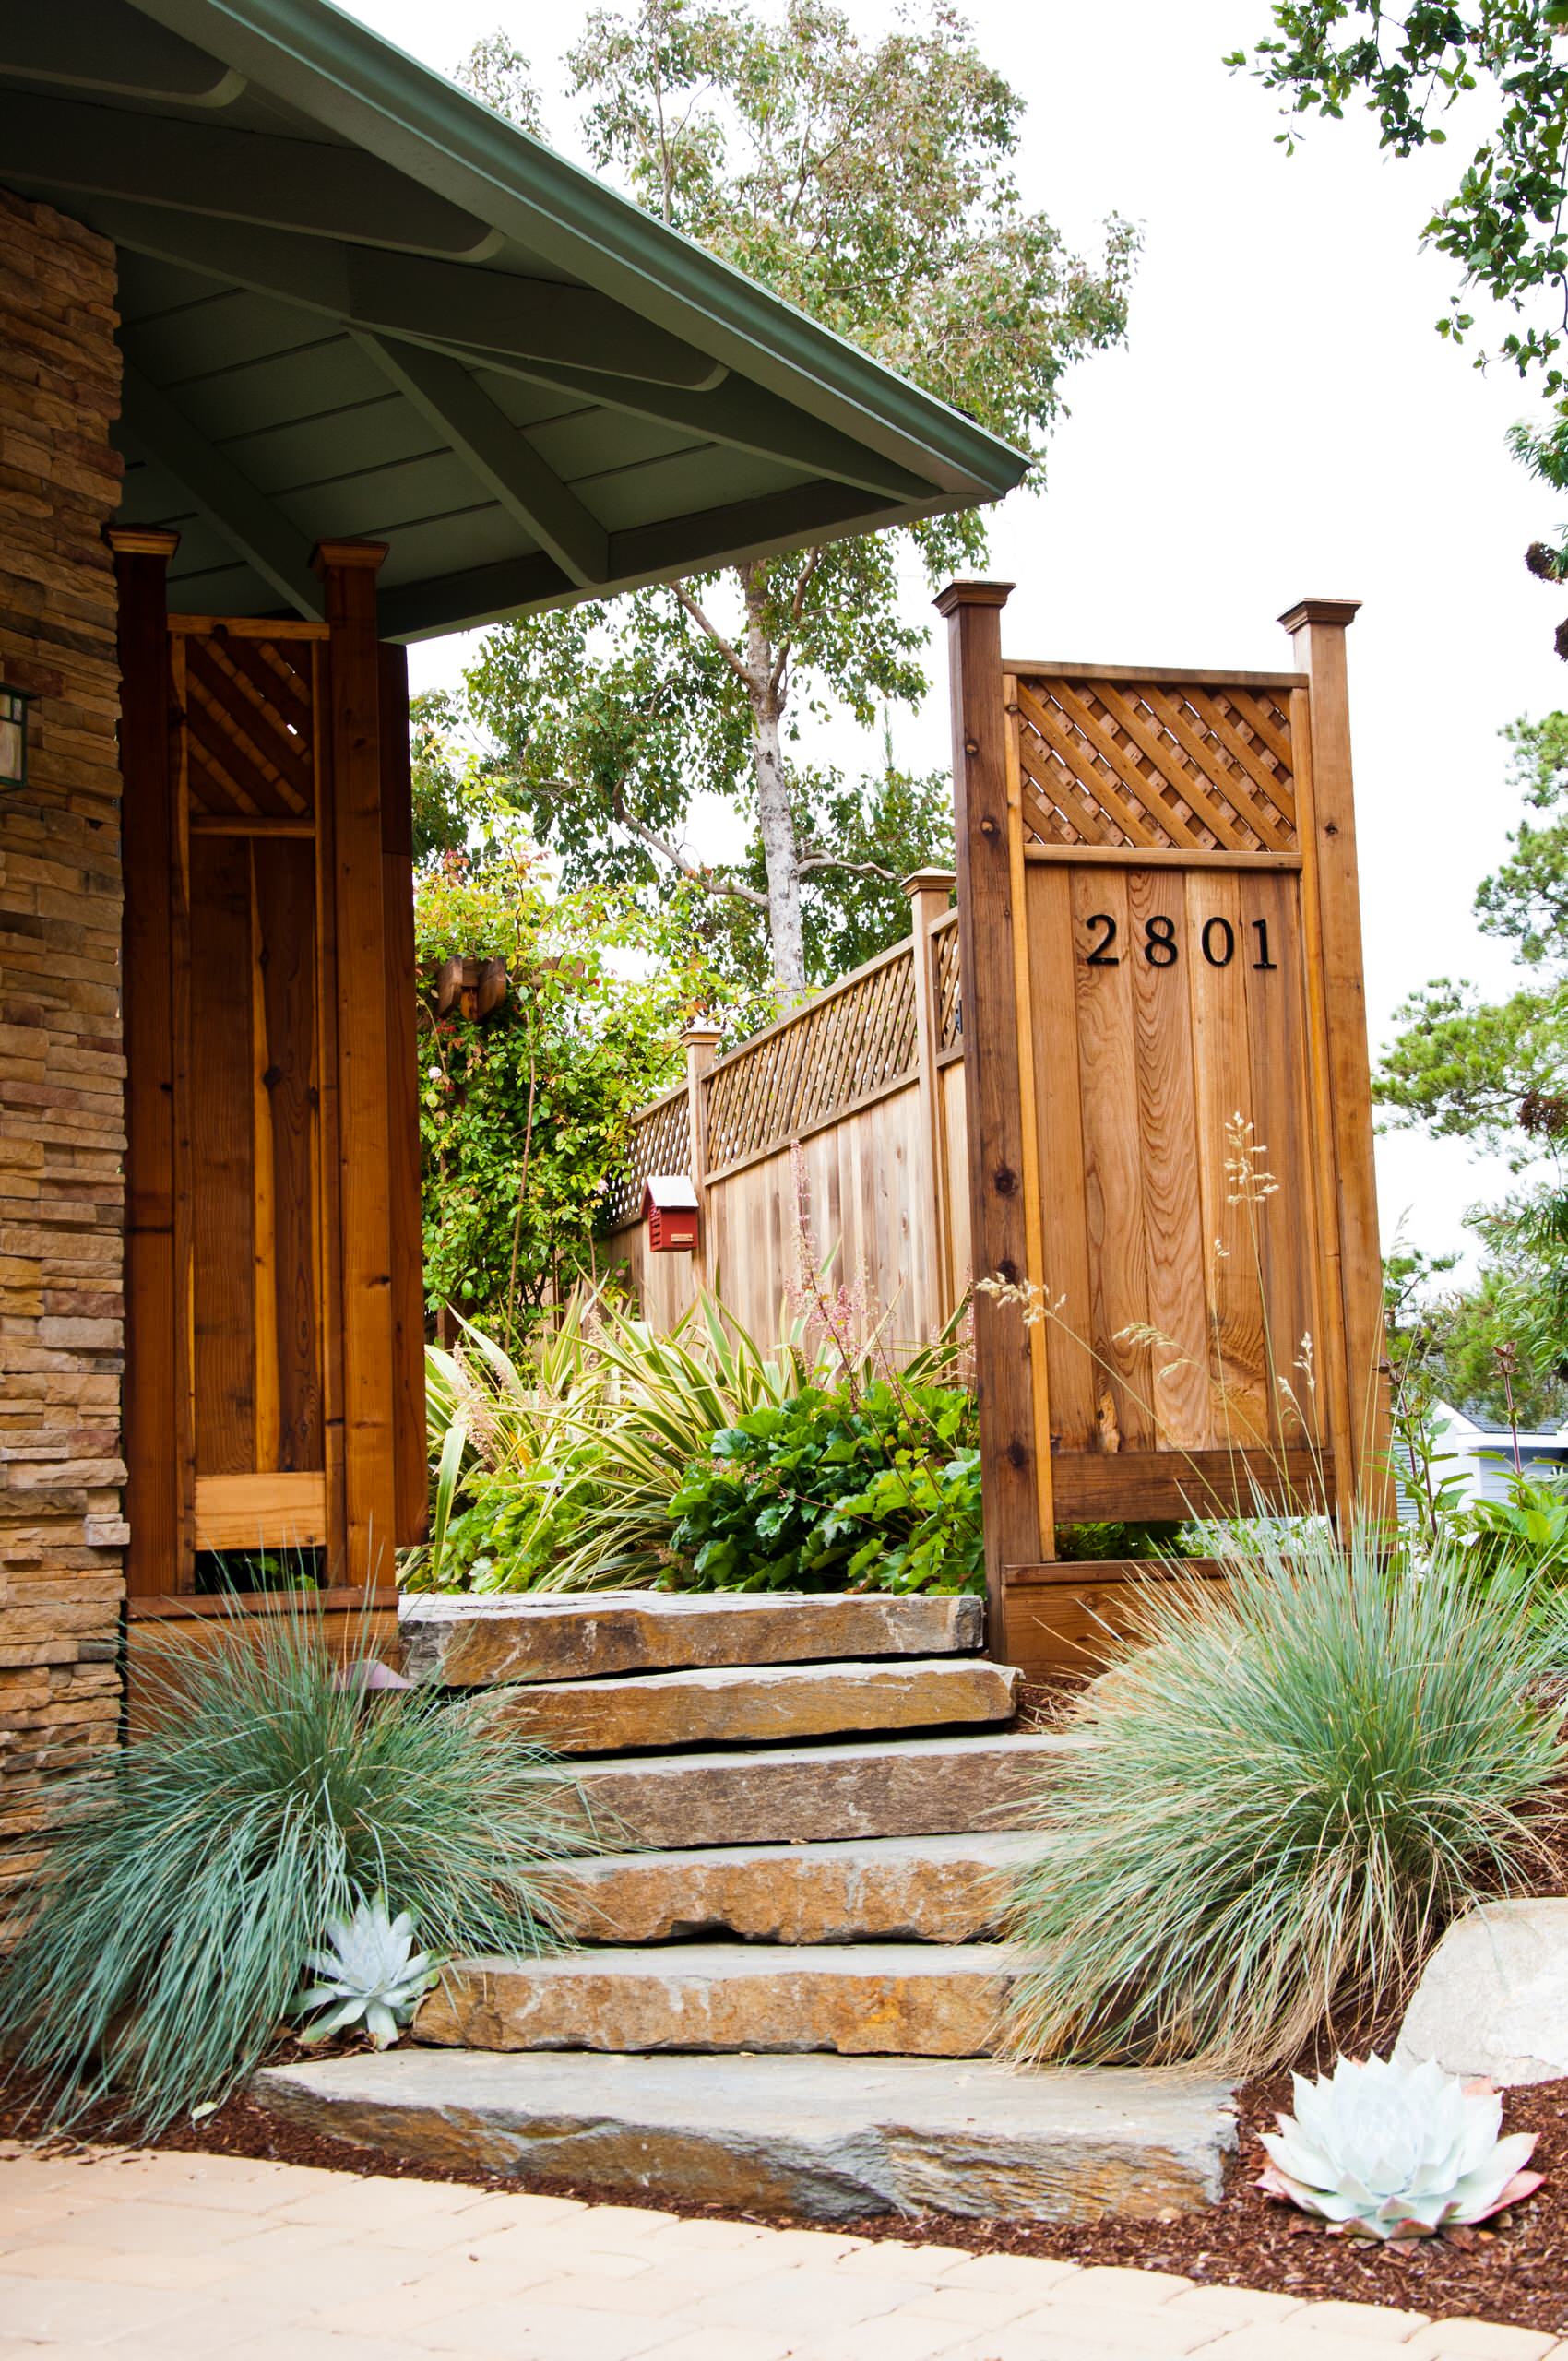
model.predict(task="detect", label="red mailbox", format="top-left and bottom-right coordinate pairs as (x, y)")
top-left (643, 1174), bottom-right (700, 1253)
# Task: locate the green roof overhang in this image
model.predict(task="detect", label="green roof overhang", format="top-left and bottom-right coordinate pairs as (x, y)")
top-left (2, 0), bottom-right (1028, 638)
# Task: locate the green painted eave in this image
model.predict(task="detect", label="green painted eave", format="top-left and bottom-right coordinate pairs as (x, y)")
top-left (2, 0), bottom-right (1028, 636)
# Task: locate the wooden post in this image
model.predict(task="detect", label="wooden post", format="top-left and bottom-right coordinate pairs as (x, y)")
top-left (904, 869), bottom-right (956, 1332)
top-left (1278, 598), bottom-right (1393, 1519)
top-left (683, 1022), bottom-right (722, 1291)
top-left (936, 580), bottom-right (1040, 1652)
top-left (110, 527), bottom-right (192, 1595)
top-left (378, 641), bottom-right (427, 1546)
top-left (315, 540), bottom-right (397, 1585)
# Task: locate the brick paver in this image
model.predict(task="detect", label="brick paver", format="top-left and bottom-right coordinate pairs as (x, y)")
top-left (2, 2142), bottom-right (1565, 2360)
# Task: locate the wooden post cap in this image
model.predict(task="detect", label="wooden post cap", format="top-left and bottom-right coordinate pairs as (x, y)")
top-left (934, 579), bottom-right (1015, 617)
top-left (681, 1021), bottom-right (723, 1046)
top-left (312, 540), bottom-right (390, 575)
top-left (1278, 597), bottom-right (1360, 633)
top-left (903, 867), bottom-right (957, 897)
top-left (105, 527), bottom-right (181, 559)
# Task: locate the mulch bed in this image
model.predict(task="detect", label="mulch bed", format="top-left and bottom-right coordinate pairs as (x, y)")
top-left (9, 2047), bottom-right (1568, 2336)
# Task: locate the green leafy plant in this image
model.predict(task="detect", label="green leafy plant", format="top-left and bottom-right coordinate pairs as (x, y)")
top-left (292, 1897), bottom-right (442, 2051)
top-left (669, 1381), bottom-right (980, 1594)
top-left (0, 1608), bottom-right (587, 2135)
top-left (1465, 1470), bottom-right (1568, 1588)
top-left (1004, 1520), bottom-right (1565, 2077)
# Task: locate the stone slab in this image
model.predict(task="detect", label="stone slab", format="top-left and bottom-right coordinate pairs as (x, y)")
top-left (417, 1941), bottom-right (1019, 2057)
top-left (548, 1831), bottom-right (1038, 1945)
top-left (252, 2047), bottom-right (1237, 2222)
top-left (526, 1731), bottom-right (1071, 1849)
top-left (1396, 1899), bottom-right (1568, 2086)
top-left (493, 1655), bottom-right (1019, 1754)
top-left (401, 1590), bottom-right (986, 1686)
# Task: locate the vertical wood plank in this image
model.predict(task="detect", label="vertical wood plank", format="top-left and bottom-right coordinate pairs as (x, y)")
top-left (1025, 862), bottom-right (1095, 1452)
top-left (250, 847), bottom-right (279, 1472)
top-left (188, 833), bottom-right (256, 1476)
top-left (253, 836), bottom-right (323, 1473)
top-left (1279, 601), bottom-right (1392, 1516)
top-left (1186, 866), bottom-right (1271, 1447)
top-left (1004, 693), bottom-right (1055, 1544)
top-left (683, 1022), bottom-right (722, 1295)
top-left (905, 870), bottom-right (956, 1334)
top-left (377, 643), bottom-right (427, 1547)
top-left (1126, 865), bottom-right (1211, 1448)
top-left (315, 541), bottom-right (396, 1584)
top-left (311, 639), bottom-right (348, 1574)
top-left (1069, 865), bottom-right (1155, 1449)
top-left (110, 528), bottom-right (187, 1593)
top-left (1242, 868), bottom-right (1324, 1453)
top-left (937, 579), bottom-right (1039, 1635)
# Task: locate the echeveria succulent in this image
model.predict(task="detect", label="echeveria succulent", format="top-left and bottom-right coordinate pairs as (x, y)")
top-left (292, 1896), bottom-right (441, 2050)
top-left (1259, 2052), bottom-right (1541, 2240)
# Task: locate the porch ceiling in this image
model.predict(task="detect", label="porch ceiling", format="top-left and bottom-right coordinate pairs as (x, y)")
top-left (2, 0), bottom-right (1028, 639)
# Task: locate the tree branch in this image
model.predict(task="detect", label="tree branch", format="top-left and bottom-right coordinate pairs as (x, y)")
top-left (671, 580), bottom-right (754, 689)
top-left (769, 545), bottom-right (825, 703)
top-left (798, 850), bottom-right (899, 884)
top-left (609, 780), bottom-right (768, 907)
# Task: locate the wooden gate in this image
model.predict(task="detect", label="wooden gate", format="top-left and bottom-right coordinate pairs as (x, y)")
top-left (113, 531), bottom-right (426, 1596)
top-left (940, 583), bottom-right (1387, 1635)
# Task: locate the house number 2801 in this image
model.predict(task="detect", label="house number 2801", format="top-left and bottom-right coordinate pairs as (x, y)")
top-left (1083, 913), bottom-right (1277, 971)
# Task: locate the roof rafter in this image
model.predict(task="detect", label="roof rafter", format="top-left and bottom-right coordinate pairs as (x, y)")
top-left (357, 334), bottom-right (610, 588)
top-left (120, 362), bottom-right (324, 619)
top-left (6, 89), bottom-right (494, 256)
top-left (90, 199), bottom-right (728, 392)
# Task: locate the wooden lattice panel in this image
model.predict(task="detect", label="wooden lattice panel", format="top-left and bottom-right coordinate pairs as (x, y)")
top-left (1012, 672), bottom-right (1297, 855)
top-left (705, 944), bottom-right (917, 1176)
top-left (604, 1086), bottom-right (691, 1228)
top-left (180, 631), bottom-right (315, 820)
top-left (932, 916), bottom-right (962, 1053)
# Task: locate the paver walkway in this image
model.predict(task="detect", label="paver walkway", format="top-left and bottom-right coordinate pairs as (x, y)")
top-left (0, 2143), bottom-right (1557, 2360)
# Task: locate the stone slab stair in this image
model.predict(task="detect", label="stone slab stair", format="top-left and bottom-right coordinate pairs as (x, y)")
top-left (254, 1590), bottom-right (1235, 2219)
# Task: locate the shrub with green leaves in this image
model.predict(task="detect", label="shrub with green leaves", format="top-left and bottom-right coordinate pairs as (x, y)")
top-left (668, 1381), bottom-right (980, 1593)
top-left (0, 1610), bottom-right (586, 2135)
top-left (1004, 1521), bottom-right (1566, 2078)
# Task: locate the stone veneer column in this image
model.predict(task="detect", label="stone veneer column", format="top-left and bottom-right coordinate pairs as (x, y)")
top-left (0, 186), bottom-right (126, 1928)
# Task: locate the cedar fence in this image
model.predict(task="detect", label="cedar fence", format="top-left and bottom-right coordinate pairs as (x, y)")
top-left (603, 871), bottom-right (970, 1355)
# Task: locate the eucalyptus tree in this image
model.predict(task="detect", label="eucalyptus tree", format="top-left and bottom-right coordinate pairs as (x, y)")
top-left (457, 1), bottom-right (1134, 995)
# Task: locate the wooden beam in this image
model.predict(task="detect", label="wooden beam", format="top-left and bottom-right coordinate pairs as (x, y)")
top-left (458, 353), bottom-right (940, 504)
top-left (377, 642), bottom-right (428, 1547)
top-left (93, 200), bottom-right (725, 391)
top-left (1278, 597), bottom-right (1393, 1519)
top-left (110, 526), bottom-right (192, 1596)
top-left (315, 541), bottom-right (398, 1583)
top-left (937, 579), bottom-right (1039, 1652)
top-left (121, 364), bottom-right (324, 621)
top-left (6, 89), bottom-right (493, 255)
top-left (0, 7), bottom-right (243, 102)
top-left (358, 335), bottom-right (610, 587)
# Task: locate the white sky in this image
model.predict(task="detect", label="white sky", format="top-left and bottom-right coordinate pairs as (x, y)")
top-left (347, 0), bottom-right (1567, 1272)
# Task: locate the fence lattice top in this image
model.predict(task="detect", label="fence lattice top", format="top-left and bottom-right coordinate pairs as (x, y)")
top-left (1012, 671), bottom-right (1298, 855)
top-left (603, 1085), bottom-right (690, 1228)
top-left (704, 943), bottom-right (918, 1178)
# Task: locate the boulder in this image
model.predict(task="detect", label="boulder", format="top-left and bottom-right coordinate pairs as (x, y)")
top-left (401, 1590), bottom-right (985, 1686)
top-left (1396, 1899), bottom-right (1568, 2087)
top-left (493, 1655), bottom-right (1018, 1754)
top-left (252, 2048), bottom-right (1237, 2222)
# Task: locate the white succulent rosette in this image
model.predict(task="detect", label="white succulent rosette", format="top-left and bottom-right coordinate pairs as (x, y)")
top-left (1259, 2053), bottom-right (1541, 2241)
top-left (292, 1895), bottom-right (443, 2051)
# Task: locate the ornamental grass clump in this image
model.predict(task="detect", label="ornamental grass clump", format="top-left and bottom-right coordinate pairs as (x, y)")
top-left (0, 1608), bottom-right (586, 2136)
top-left (1004, 1521), bottom-right (1567, 2077)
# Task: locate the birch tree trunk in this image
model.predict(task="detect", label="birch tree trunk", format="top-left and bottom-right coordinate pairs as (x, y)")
top-left (742, 568), bottom-right (806, 1001)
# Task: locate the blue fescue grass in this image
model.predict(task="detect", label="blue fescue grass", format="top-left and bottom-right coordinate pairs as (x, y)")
top-left (0, 1605), bottom-right (587, 2135)
top-left (1004, 1522), bottom-right (1568, 2076)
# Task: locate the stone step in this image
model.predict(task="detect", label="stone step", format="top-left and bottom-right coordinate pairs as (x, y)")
top-left (533, 1730), bottom-right (1070, 1849)
top-left (548, 1832), bottom-right (1037, 1945)
top-left (252, 2048), bottom-right (1237, 2223)
top-left (492, 1655), bottom-right (1019, 1755)
top-left (416, 1941), bottom-right (1019, 2057)
top-left (402, 1589), bottom-right (984, 1687)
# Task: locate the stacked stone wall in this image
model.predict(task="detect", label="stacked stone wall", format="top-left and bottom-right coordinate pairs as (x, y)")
top-left (0, 185), bottom-right (125, 1924)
